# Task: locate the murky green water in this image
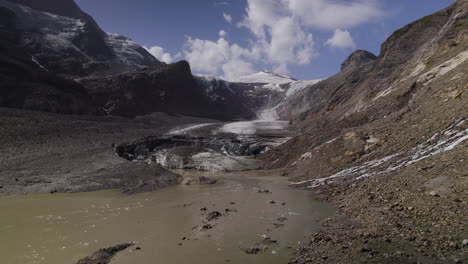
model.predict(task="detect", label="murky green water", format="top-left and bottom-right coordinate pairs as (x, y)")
top-left (0, 173), bottom-right (333, 264)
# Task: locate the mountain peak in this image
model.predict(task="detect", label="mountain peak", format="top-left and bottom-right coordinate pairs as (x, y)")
top-left (341, 50), bottom-right (377, 71)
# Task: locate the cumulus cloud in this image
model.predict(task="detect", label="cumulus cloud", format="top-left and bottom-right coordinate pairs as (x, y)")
top-left (218, 30), bottom-right (227, 37)
top-left (238, 0), bottom-right (316, 73)
top-left (183, 37), bottom-right (255, 80)
top-left (222, 58), bottom-right (255, 80)
top-left (285, 0), bottom-right (383, 30)
top-left (144, 45), bottom-right (174, 63)
top-left (325, 29), bottom-right (356, 49)
top-left (223, 12), bottom-right (233, 23)
top-left (183, 0), bottom-right (382, 79)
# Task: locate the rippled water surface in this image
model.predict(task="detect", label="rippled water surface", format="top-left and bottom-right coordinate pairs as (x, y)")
top-left (0, 173), bottom-right (333, 264)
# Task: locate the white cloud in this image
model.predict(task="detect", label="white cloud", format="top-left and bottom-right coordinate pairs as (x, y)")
top-left (222, 58), bottom-right (255, 80)
top-left (218, 30), bottom-right (227, 37)
top-left (144, 45), bottom-right (174, 63)
top-left (182, 0), bottom-right (382, 79)
top-left (238, 0), bottom-right (316, 74)
top-left (223, 12), bottom-right (233, 23)
top-left (285, 0), bottom-right (383, 30)
top-left (325, 29), bottom-right (356, 49)
top-left (183, 37), bottom-right (255, 80)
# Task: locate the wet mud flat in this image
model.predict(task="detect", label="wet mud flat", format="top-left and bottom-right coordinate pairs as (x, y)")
top-left (0, 171), bottom-right (334, 264)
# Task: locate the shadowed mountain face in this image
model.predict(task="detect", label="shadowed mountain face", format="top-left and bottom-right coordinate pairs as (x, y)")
top-left (0, 7), bottom-right (96, 115)
top-left (2, 0), bottom-right (162, 78)
top-left (78, 61), bottom-right (258, 120)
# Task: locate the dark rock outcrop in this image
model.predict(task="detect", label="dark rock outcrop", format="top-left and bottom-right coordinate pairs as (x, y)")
top-left (76, 243), bottom-right (134, 264)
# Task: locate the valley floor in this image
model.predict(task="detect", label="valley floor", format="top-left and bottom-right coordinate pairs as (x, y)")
top-left (0, 107), bottom-right (466, 264)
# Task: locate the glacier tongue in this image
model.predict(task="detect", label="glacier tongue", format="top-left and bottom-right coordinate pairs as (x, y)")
top-left (219, 106), bottom-right (288, 135)
top-left (235, 70), bottom-right (296, 84)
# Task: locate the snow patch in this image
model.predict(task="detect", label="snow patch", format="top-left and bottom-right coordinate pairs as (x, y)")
top-left (168, 123), bottom-right (215, 135)
top-left (285, 79), bottom-right (322, 97)
top-left (290, 119), bottom-right (468, 188)
top-left (0, 0), bottom-right (85, 51)
top-left (261, 83), bottom-right (284, 92)
top-left (257, 108), bottom-right (280, 121)
top-left (418, 50), bottom-right (468, 85)
top-left (31, 56), bottom-right (48, 72)
top-left (105, 34), bottom-right (146, 67)
top-left (235, 70), bottom-right (296, 84)
top-left (410, 62), bottom-right (426, 77)
top-left (219, 106), bottom-right (288, 135)
top-left (373, 86), bottom-right (395, 101)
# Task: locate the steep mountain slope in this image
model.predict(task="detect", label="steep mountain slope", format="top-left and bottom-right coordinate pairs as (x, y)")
top-left (0, 6), bottom-right (96, 115)
top-left (277, 50), bottom-right (376, 120)
top-left (0, 0), bottom-right (162, 77)
top-left (263, 1), bottom-right (467, 263)
top-left (78, 61), bottom-right (258, 120)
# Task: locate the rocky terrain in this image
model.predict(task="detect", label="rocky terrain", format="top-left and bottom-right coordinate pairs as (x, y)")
top-left (0, 107), bottom-right (218, 195)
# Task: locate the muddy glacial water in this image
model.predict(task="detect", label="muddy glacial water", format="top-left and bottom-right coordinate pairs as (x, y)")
top-left (0, 172), bottom-right (334, 264)
top-left (1, 108), bottom-right (334, 264)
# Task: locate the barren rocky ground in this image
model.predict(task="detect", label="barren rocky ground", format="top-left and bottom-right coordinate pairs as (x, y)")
top-left (0, 107), bottom-right (216, 195)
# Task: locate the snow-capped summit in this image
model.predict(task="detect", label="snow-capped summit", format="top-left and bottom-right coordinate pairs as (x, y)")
top-left (235, 70), bottom-right (297, 85)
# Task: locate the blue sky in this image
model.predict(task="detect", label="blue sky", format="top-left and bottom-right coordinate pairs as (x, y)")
top-left (76, 0), bottom-right (455, 80)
